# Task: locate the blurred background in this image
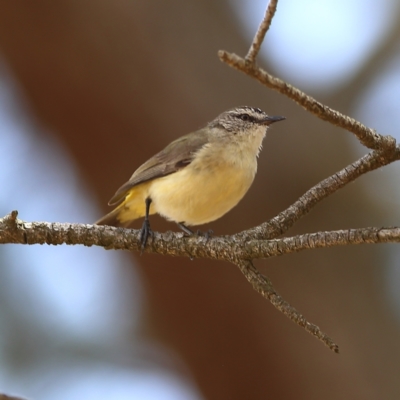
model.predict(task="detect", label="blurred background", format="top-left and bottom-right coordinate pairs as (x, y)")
top-left (0, 0), bottom-right (400, 399)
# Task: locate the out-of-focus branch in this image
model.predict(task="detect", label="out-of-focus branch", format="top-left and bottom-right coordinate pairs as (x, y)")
top-left (0, 395), bottom-right (27, 400)
top-left (335, 7), bottom-right (400, 109)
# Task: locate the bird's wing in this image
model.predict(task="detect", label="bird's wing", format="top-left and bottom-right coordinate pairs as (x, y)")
top-left (108, 129), bottom-right (209, 206)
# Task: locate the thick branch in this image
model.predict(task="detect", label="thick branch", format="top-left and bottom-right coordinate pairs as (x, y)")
top-left (2, 211), bottom-right (400, 262)
top-left (1, 210), bottom-right (346, 352)
top-left (2, 213), bottom-right (400, 355)
top-left (218, 51), bottom-right (396, 151)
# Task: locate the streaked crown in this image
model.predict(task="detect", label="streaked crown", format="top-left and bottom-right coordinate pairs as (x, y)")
top-left (208, 106), bottom-right (285, 133)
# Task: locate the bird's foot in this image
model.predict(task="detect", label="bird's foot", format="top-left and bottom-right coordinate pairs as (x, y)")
top-left (140, 218), bottom-right (154, 253)
top-left (195, 229), bottom-right (214, 240)
top-left (177, 222), bottom-right (213, 240)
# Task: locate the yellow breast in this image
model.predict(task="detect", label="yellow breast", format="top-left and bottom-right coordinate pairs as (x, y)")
top-left (149, 143), bottom-right (257, 225)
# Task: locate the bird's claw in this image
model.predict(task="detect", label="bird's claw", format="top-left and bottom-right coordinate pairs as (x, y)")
top-left (195, 229), bottom-right (213, 240)
top-left (140, 219), bottom-right (153, 253)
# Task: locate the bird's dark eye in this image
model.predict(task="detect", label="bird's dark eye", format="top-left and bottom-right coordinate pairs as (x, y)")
top-left (239, 114), bottom-right (250, 121)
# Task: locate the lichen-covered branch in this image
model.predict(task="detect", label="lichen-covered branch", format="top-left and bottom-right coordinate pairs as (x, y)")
top-left (2, 209), bottom-right (400, 354)
top-left (2, 211), bottom-right (400, 261)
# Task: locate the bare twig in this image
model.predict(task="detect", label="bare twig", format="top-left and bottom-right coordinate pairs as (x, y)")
top-left (219, 0), bottom-right (396, 150)
top-left (213, 1), bottom-right (400, 351)
top-left (3, 210), bottom-right (400, 354)
top-left (245, 0), bottom-right (278, 64)
top-left (218, 51), bottom-right (396, 151)
top-left (243, 227), bottom-right (400, 260)
top-left (237, 148), bottom-right (400, 241)
top-left (2, 211), bottom-right (400, 262)
top-left (236, 260), bottom-right (339, 352)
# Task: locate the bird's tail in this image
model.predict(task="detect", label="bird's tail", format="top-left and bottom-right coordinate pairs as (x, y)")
top-left (95, 205), bottom-right (130, 227)
top-left (96, 182), bottom-right (153, 228)
top-left (95, 191), bottom-right (149, 227)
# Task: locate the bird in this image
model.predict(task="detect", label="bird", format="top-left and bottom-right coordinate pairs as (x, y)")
top-left (96, 106), bottom-right (285, 248)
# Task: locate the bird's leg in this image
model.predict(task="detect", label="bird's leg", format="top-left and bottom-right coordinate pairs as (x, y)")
top-left (177, 222), bottom-right (213, 239)
top-left (177, 222), bottom-right (194, 236)
top-left (140, 197), bottom-right (153, 251)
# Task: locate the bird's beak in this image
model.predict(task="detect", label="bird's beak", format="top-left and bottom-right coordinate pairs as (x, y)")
top-left (262, 115), bottom-right (286, 125)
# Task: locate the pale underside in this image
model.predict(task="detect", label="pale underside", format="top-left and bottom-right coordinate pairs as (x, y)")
top-left (117, 154), bottom-right (256, 225)
top-left (96, 122), bottom-right (266, 228)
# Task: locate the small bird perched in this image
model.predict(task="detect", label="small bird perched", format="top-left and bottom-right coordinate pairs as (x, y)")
top-left (96, 106), bottom-right (285, 247)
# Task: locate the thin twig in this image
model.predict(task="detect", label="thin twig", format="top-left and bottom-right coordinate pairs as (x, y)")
top-left (236, 260), bottom-right (339, 352)
top-left (245, 0), bottom-right (278, 64)
top-left (218, 51), bottom-right (396, 151)
top-left (236, 147), bottom-right (400, 241)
